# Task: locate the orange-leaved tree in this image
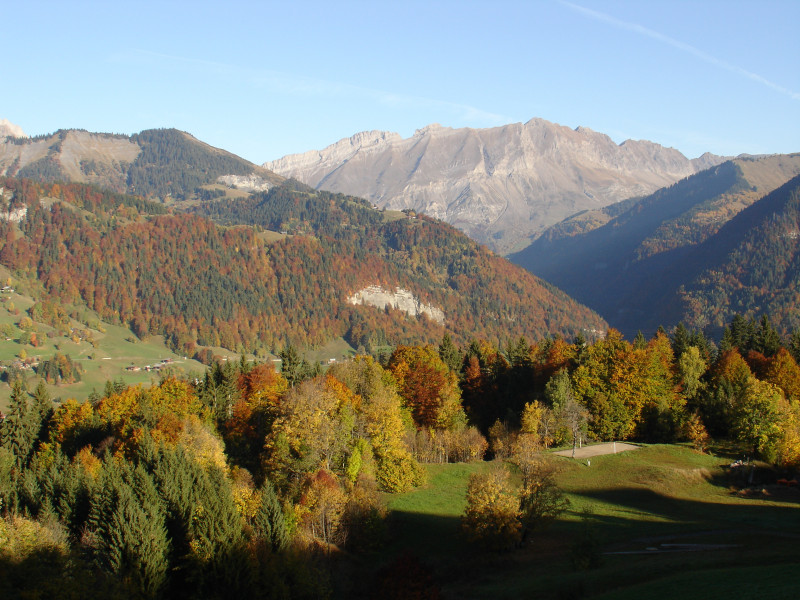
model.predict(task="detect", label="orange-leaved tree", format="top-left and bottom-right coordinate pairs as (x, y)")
top-left (388, 345), bottom-right (464, 430)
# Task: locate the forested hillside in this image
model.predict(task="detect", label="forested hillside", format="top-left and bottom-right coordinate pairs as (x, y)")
top-left (0, 176), bottom-right (604, 361)
top-left (511, 154), bottom-right (800, 337)
top-left (675, 175), bottom-right (800, 332)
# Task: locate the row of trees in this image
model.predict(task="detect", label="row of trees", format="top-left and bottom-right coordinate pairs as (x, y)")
top-left (442, 316), bottom-right (800, 468)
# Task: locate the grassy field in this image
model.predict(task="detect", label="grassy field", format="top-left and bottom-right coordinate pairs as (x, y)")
top-left (372, 445), bottom-right (800, 599)
top-left (0, 279), bottom-right (357, 412)
top-left (0, 285), bottom-right (207, 410)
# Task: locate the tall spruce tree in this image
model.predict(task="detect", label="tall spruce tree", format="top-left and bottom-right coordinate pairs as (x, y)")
top-left (1, 380), bottom-right (35, 469)
top-left (729, 314), bottom-right (755, 353)
top-left (789, 328), bottom-right (800, 365)
top-left (670, 323), bottom-right (691, 358)
top-left (90, 459), bottom-right (170, 598)
top-left (254, 480), bottom-right (289, 553)
top-left (753, 315), bottom-right (781, 357)
top-left (438, 333), bottom-right (463, 374)
top-left (31, 379), bottom-right (52, 443)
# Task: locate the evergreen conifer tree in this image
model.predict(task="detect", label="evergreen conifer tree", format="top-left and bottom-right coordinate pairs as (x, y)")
top-left (438, 333), bottom-right (463, 374)
top-left (670, 322), bottom-right (691, 357)
top-left (254, 480), bottom-right (289, 553)
top-left (754, 315), bottom-right (781, 357)
top-left (729, 314), bottom-right (755, 353)
top-left (90, 459), bottom-right (170, 598)
top-left (633, 331), bottom-right (647, 350)
top-left (31, 379), bottom-right (52, 443)
top-left (789, 328), bottom-right (800, 365)
top-left (1, 380), bottom-right (35, 469)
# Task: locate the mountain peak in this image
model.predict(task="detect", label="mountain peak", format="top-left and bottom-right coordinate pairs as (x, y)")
top-left (0, 119), bottom-right (26, 138)
top-left (413, 123), bottom-right (449, 136)
top-left (265, 117), bottom-right (728, 254)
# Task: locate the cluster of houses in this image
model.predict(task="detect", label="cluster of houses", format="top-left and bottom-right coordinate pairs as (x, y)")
top-left (1, 357), bottom-right (39, 372)
top-left (124, 357), bottom-right (175, 373)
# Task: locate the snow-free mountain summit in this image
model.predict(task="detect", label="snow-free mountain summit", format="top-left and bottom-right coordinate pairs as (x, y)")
top-left (266, 118), bottom-right (724, 254)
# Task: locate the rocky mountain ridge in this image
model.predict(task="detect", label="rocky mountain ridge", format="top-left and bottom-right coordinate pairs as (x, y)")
top-left (265, 118), bottom-right (726, 254)
top-left (0, 127), bottom-right (283, 200)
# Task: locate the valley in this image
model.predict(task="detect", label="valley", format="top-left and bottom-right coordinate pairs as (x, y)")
top-left (0, 120), bottom-right (798, 600)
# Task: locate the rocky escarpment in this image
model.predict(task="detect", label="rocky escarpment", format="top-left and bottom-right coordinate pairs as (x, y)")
top-left (266, 119), bottom-right (726, 254)
top-left (347, 285), bottom-right (445, 324)
top-left (216, 174), bottom-right (275, 192)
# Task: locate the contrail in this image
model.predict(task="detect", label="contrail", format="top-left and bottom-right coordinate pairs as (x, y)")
top-left (560, 1), bottom-right (800, 101)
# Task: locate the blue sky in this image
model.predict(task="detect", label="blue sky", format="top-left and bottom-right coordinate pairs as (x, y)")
top-left (6, 0), bottom-right (798, 163)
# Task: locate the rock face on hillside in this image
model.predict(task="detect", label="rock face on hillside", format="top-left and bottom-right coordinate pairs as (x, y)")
top-left (347, 285), bottom-right (445, 324)
top-left (266, 119), bottom-right (725, 254)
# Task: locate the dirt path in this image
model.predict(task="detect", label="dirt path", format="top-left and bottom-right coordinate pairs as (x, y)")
top-left (552, 441), bottom-right (640, 459)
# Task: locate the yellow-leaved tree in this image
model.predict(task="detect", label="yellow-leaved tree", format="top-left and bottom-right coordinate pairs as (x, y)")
top-left (462, 467), bottom-right (521, 551)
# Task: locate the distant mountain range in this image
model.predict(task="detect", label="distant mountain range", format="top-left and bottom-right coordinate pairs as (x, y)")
top-left (4, 118), bottom-right (798, 343)
top-left (509, 154), bottom-right (800, 338)
top-left (0, 119), bottom-right (26, 139)
top-left (265, 119), bottom-right (725, 254)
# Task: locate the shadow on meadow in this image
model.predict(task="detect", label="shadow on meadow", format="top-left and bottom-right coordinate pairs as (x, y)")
top-left (360, 480), bottom-right (800, 599)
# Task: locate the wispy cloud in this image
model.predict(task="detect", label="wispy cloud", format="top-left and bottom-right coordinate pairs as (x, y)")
top-left (560, 1), bottom-right (800, 101)
top-left (112, 49), bottom-right (511, 126)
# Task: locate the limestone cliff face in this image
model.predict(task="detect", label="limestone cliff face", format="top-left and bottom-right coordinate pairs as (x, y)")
top-left (216, 174), bottom-right (274, 192)
top-left (266, 119), bottom-right (725, 254)
top-left (347, 285), bottom-right (445, 324)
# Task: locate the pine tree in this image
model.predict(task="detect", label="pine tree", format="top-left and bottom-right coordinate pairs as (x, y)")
top-left (505, 336), bottom-right (531, 369)
top-left (31, 379), bottom-right (52, 444)
top-left (729, 314), bottom-right (755, 353)
top-left (719, 326), bottom-right (734, 353)
top-left (789, 329), bottom-right (800, 365)
top-left (753, 315), bottom-right (781, 357)
top-left (279, 343), bottom-right (303, 387)
top-left (187, 466), bottom-right (250, 597)
top-left (633, 331), bottom-right (647, 350)
top-left (1, 380), bottom-right (35, 469)
top-left (253, 480), bottom-right (289, 552)
top-left (438, 333), bottom-right (462, 374)
top-left (90, 459), bottom-right (170, 598)
top-left (670, 322), bottom-right (691, 358)
top-left (279, 343), bottom-right (316, 387)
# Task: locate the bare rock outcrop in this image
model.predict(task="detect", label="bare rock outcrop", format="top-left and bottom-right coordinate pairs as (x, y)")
top-left (347, 285), bottom-right (444, 324)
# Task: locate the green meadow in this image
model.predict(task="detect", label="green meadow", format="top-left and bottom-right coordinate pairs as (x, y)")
top-left (0, 284), bottom-right (206, 411)
top-left (376, 445), bottom-right (800, 599)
